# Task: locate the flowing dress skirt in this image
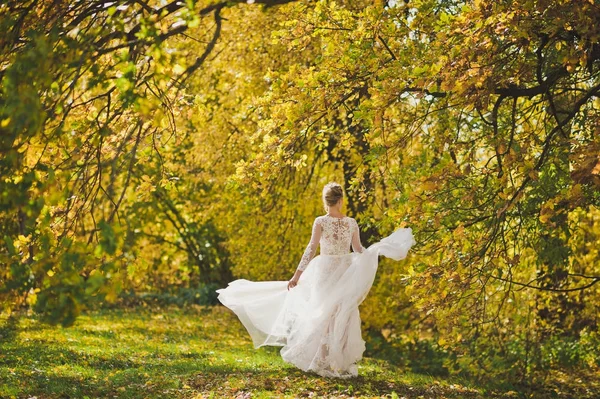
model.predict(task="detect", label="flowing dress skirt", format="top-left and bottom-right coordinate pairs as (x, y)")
top-left (216, 228), bottom-right (415, 378)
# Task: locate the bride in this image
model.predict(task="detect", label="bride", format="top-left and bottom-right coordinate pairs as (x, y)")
top-left (216, 182), bottom-right (415, 378)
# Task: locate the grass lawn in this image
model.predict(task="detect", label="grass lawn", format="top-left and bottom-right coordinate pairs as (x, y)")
top-left (0, 305), bottom-right (597, 398)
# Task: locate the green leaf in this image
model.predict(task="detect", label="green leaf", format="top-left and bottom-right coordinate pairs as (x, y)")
top-left (4, 235), bottom-right (16, 255)
top-left (99, 220), bottom-right (117, 255)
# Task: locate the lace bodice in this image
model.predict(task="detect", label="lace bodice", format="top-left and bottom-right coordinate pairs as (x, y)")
top-left (297, 215), bottom-right (365, 271)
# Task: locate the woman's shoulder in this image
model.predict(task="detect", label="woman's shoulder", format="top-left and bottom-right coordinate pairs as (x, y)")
top-left (316, 215), bottom-right (356, 222)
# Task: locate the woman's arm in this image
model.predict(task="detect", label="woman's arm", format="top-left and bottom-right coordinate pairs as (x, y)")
top-left (351, 218), bottom-right (365, 253)
top-left (288, 218), bottom-right (322, 290)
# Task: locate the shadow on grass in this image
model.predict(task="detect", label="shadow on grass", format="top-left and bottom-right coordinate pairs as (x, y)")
top-left (0, 343), bottom-right (212, 398)
top-left (0, 341), bottom-right (212, 370)
top-left (0, 315), bottom-right (19, 343)
top-left (3, 308), bottom-right (598, 399)
top-left (1, 337), bottom-right (482, 399)
top-left (184, 366), bottom-right (482, 398)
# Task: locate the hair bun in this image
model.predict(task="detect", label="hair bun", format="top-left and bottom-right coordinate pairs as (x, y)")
top-left (322, 182), bottom-right (344, 210)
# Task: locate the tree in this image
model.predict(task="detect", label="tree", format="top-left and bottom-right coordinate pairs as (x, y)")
top-left (1, 0), bottom-right (599, 382)
top-left (224, 0), bottom-right (600, 379)
top-left (0, 0), bottom-right (299, 325)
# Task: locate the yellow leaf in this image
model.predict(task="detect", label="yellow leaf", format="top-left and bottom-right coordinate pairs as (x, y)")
top-left (570, 184), bottom-right (583, 200)
top-left (528, 169), bottom-right (539, 180)
top-left (453, 224), bottom-right (465, 238)
top-left (173, 64), bottom-right (186, 75)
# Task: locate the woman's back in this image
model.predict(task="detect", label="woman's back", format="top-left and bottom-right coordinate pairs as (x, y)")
top-left (317, 215), bottom-right (360, 255)
top-left (296, 215), bottom-right (364, 272)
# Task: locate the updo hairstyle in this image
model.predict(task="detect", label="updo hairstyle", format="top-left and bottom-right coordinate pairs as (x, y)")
top-left (322, 182), bottom-right (343, 211)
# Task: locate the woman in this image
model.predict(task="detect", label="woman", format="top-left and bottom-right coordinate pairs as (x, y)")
top-left (216, 182), bottom-right (415, 378)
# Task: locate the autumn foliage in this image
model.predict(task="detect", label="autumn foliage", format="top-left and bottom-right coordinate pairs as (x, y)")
top-left (1, 0), bottom-right (599, 384)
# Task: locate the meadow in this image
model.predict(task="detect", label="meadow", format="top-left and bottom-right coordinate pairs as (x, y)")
top-left (1, 305), bottom-right (597, 399)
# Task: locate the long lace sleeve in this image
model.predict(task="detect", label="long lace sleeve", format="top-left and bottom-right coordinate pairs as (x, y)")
top-left (297, 218), bottom-right (322, 271)
top-left (351, 218), bottom-right (365, 253)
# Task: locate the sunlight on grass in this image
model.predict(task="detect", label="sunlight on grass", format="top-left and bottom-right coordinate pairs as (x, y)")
top-left (1, 306), bottom-right (593, 398)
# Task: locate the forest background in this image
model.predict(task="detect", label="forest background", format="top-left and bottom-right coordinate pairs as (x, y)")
top-left (1, 0), bottom-right (600, 389)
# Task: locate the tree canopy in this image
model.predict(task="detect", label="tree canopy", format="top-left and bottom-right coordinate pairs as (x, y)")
top-left (1, 0), bottom-right (599, 382)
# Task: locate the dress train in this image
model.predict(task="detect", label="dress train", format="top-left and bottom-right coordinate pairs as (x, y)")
top-left (216, 227), bottom-right (415, 378)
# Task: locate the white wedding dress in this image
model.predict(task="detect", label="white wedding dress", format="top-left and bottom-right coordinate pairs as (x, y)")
top-left (216, 215), bottom-right (415, 378)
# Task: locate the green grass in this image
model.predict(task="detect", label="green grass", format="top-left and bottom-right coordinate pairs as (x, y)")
top-left (0, 306), bottom-right (597, 398)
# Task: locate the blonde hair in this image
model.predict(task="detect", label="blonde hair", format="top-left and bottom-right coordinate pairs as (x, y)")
top-left (322, 182), bottom-right (343, 211)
